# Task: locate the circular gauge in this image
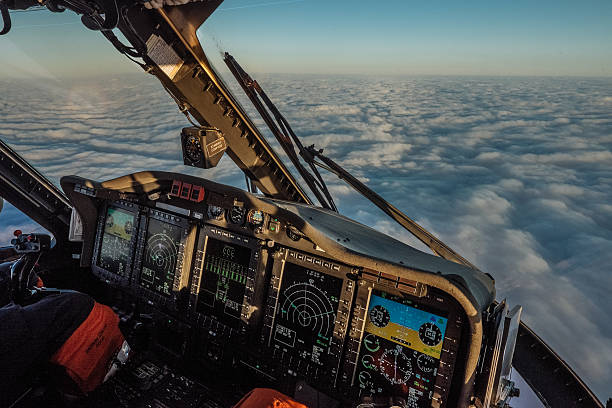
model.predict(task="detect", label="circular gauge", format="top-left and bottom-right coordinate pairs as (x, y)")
top-left (247, 210), bottom-right (264, 227)
top-left (358, 371), bottom-right (373, 388)
top-left (106, 215), bottom-right (114, 229)
top-left (418, 322), bottom-right (443, 347)
top-left (362, 354), bottom-right (376, 370)
top-left (380, 345), bottom-right (413, 385)
top-left (286, 225), bottom-right (301, 241)
top-left (363, 333), bottom-right (381, 353)
top-left (369, 305), bottom-right (390, 328)
top-left (185, 135), bottom-right (202, 163)
top-left (229, 206), bottom-right (245, 224)
top-left (207, 205), bottom-right (224, 221)
top-left (145, 233), bottom-right (179, 272)
top-left (280, 282), bottom-right (336, 336)
top-left (417, 353), bottom-right (436, 373)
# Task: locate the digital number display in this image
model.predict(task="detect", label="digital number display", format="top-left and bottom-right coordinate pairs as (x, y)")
top-left (140, 218), bottom-right (183, 296)
top-left (356, 292), bottom-right (448, 407)
top-left (271, 262), bottom-right (343, 366)
top-left (98, 207), bottom-right (136, 276)
top-left (196, 238), bottom-right (252, 328)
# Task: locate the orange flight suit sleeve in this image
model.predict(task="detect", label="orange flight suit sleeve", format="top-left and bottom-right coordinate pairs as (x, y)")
top-left (50, 302), bottom-right (124, 393)
top-left (233, 388), bottom-right (309, 408)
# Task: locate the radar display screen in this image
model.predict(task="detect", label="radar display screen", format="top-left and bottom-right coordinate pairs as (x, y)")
top-left (140, 218), bottom-right (183, 296)
top-left (356, 292), bottom-right (448, 406)
top-left (271, 262), bottom-right (343, 366)
top-left (98, 207), bottom-right (136, 276)
top-left (196, 238), bottom-right (252, 328)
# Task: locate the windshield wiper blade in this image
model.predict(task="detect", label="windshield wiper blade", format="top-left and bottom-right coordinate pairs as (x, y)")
top-left (224, 53), bottom-right (337, 212)
top-left (305, 145), bottom-right (477, 269)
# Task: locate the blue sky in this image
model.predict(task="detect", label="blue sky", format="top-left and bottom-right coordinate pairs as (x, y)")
top-left (2, 0), bottom-right (611, 77)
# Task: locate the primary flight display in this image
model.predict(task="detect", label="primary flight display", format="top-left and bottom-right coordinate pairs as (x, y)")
top-left (356, 292), bottom-right (448, 407)
top-left (98, 206), bottom-right (136, 277)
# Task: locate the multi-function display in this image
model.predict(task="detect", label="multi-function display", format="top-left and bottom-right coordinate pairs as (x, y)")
top-left (356, 292), bottom-right (448, 407)
top-left (98, 206), bottom-right (136, 276)
top-left (196, 238), bottom-right (252, 328)
top-left (271, 262), bottom-right (343, 366)
top-left (140, 218), bottom-right (183, 296)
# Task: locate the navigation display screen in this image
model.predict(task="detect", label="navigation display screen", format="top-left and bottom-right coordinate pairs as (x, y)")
top-left (98, 207), bottom-right (136, 276)
top-left (271, 262), bottom-right (343, 366)
top-left (196, 238), bottom-right (252, 328)
top-left (356, 292), bottom-right (448, 406)
top-left (140, 218), bottom-right (183, 296)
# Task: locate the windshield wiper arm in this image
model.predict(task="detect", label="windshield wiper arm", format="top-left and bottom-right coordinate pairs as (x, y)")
top-left (224, 53), bottom-right (337, 212)
top-left (223, 53), bottom-right (473, 267)
top-left (305, 145), bottom-right (477, 269)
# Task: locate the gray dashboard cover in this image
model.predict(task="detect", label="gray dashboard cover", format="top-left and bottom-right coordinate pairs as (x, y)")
top-left (266, 199), bottom-right (495, 314)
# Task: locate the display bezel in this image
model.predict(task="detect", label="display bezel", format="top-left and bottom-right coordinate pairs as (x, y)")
top-left (261, 248), bottom-right (356, 388)
top-left (133, 208), bottom-right (194, 313)
top-left (343, 282), bottom-right (464, 408)
top-left (188, 225), bottom-right (263, 337)
top-left (91, 201), bottom-right (140, 287)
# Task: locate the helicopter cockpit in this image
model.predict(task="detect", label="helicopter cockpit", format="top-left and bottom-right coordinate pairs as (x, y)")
top-left (52, 169), bottom-right (492, 408)
top-left (0, 0), bottom-right (606, 407)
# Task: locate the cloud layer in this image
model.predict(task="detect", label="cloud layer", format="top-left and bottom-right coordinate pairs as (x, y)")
top-left (1, 74), bottom-right (611, 401)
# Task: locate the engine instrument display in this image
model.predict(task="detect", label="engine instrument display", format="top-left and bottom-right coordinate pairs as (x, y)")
top-left (356, 292), bottom-right (448, 407)
top-left (140, 218), bottom-right (183, 296)
top-left (196, 238), bottom-right (252, 328)
top-left (271, 262), bottom-right (343, 366)
top-left (98, 206), bottom-right (136, 276)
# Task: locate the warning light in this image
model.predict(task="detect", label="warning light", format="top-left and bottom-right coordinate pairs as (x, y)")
top-left (170, 180), bottom-right (182, 197)
top-left (13, 230), bottom-right (22, 237)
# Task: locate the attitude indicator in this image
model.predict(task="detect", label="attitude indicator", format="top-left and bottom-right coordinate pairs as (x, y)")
top-left (355, 292), bottom-right (449, 407)
top-left (98, 207), bottom-right (136, 277)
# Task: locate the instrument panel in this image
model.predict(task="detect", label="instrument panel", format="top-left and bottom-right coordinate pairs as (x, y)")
top-left (262, 249), bottom-right (355, 384)
top-left (272, 263), bottom-right (343, 365)
top-left (97, 207), bottom-right (135, 277)
top-left (355, 291), bottom-right (455, 407)
top-left (92, 201), bottom-right (140, 286)
top-left (140, 215), bottom-right (184, 296)
top-left (190, 226), bottom-right (262, 335)
top-left (88, 190), bottom-right (466, 408)
top-left (196, 237), bottom-right (251, 326)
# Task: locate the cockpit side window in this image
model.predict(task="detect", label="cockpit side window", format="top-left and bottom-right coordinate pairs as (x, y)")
top-left (0, 199), bottom-right (51, 247)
